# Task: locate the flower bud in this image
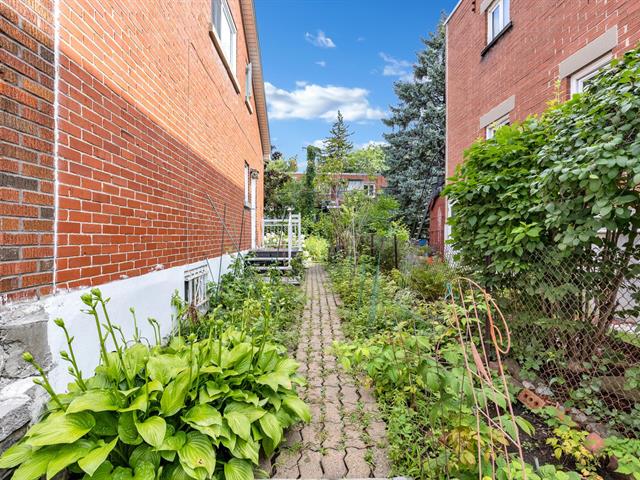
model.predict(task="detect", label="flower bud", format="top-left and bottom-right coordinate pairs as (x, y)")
top-left (80, 293), bottom-right (94, 306)
top-left (22, 352), bottom-right (34, 363)
top-left (91, 288), bottom-right (102, 298)
top-left (54, 318), bottom-right (65, 327)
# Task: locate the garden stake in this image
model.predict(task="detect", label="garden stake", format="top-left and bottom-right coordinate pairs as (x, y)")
top-left (216, 203), bottom-right (227, 302)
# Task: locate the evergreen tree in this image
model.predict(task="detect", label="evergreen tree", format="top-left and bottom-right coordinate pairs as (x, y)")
top-left (383, 16), bottom-right (446, 239)
top-left (317, 111), bottom-right (353, 195)
top-left (301, 146), bottom-right (319, 217)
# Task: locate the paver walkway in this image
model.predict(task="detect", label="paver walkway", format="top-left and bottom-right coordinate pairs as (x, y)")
top-left (265, 265), bottom-right (391, 479)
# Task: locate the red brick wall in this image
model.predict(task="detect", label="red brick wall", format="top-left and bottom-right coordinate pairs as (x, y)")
top-left (1, 0), bottom-right (55, 302)
top-left (1, 0), bottom-right (265, 298)
top-left (446, 0), bottom-right (640, 179)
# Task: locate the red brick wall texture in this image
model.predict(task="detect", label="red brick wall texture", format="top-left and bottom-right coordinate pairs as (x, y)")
top-left (2, 0), bottom-right (266, 302)
top-left (446, 0), bottom-right (640, 179)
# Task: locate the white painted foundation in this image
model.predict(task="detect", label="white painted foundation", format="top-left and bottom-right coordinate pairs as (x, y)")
top-left (44, 252), bottom-right (243, 391)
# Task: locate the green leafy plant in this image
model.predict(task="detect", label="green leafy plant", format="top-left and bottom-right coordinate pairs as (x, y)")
top-left (604, 436), bottom-right (640, 479)
top-left (0, 289), bottom-right (310, 480)
top-left (545, 426), bottom-right (602, 477)
top-left (303, 236), bottom-right (328, 263)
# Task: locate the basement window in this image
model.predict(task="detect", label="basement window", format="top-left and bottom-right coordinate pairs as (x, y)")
top-left (184, 265), bottom-right (208, 309)
top-left (570, 54), bottom-right (611, 95)
top-left (486, 115), bottom-right (509, 139)
top-left (487, 0), bottom-right (510, 43)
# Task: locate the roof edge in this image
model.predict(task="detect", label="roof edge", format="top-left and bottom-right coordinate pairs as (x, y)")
top-left (444, 0), bottom-right (464, 25)
top-left (239, 0), bottom-right (271, 161)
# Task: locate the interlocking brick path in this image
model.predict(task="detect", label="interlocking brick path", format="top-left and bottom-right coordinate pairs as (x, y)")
top-left (265, 265), bottom-right (391, 479)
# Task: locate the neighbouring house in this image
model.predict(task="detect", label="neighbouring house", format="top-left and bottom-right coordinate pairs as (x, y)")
top-left (0, 0), bottom-right (269, 449)
top-left (430, 0), bottom-right (640, 256)
top-left (292, 172), bottom-right (387, 207)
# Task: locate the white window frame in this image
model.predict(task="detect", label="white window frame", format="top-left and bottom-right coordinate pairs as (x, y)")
top-left (363, 184), bottom-right (376, 197)
top-left (570, 54), bottom-right (611, 95)
top-left (487, 0), bottom-right (510, 43)
top-left (184, 265), bottom-right (208, 309)
top-left (211, 0), bottom-right (237, 75)
top-left (245, 62), bottom-right (253, 102)
top-left (486, 114), bottom-right (509, 139)
top-left (244, 162), bottom-right (250, 208)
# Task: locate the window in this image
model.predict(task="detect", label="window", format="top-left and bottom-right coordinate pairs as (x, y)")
top-left (486, 115), bottom-right (509, 139)
top-left (363, 184), bottom-right (376, 197)
top-left (487, 0), bottom-right (510, 43)
top-left (570, 54), bottom-right (611, 95)
top-left (245, 63), bottom-right (253, 103)
top-left (212, 0), bottom-right (237, 74)
top-left (184, 265), bottom-right (208, 309)
top-left (347, 179), bottom-right (363, 191)
top-left (244, 162), bottom-right (250, 207)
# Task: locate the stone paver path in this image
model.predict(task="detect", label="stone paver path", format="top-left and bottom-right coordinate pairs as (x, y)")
top-left (266, 265), bottom-right (391, 479)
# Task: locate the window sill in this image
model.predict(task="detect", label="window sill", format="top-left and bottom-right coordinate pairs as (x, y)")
top-left (245, 97), bottom-right (253, 114)
top-left (208, 25), bottom-right (241, 94)
top-left (481, 21), bottom-right (513, 57)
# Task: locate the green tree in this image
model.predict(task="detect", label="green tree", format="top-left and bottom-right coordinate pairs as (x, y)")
top-left (301, 146), bottom-right (319, 219)
top-left (317, 111), bottom-right (353, 195)
top-left (346, 144), bottom-right (387, 175)
top-left (264, 149), bottom-right (297, 216)
top-left (383, 16), bottom-right (446, 239)
top-left (444, 46), bottom-right (640, 338)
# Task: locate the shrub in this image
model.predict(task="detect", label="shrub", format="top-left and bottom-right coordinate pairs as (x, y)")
top-left (407, 260), bottom-right (455, 302)
top-left (304, 236), bottom-right (328, 263)
top-left (0, 289), bottom-right (310, 480)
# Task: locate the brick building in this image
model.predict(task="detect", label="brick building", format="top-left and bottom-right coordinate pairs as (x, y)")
top-left (1, 0), bottom-right (269, 443)
top-left (292, 172), bottom-right (388, 207)
top-left (431, 0), bottom-right (640, 254)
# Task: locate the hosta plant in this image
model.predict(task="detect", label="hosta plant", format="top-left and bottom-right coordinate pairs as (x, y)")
top-left (0, 289), bottom-right (310, 480)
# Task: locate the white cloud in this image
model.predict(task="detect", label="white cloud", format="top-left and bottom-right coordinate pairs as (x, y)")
top-left (265, 82), bottom-right (386, 122)
top-left (315, 60), bottom-right (327, 67)
top-left (295, 80), bottom-right (309, 88)
top-left (305, 30), bottom-right (336, 48)
top-left (358, 140), bottom-right (388, 149)
top-left (306, 139), bottom-right (326, 149)
top-left (357, 36), bottom-right (366, 43)
top-left (379, 52), bottom-right (413, 81)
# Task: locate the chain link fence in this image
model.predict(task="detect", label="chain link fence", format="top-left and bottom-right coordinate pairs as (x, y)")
top-left (476, 249), bottom-right (640, 437)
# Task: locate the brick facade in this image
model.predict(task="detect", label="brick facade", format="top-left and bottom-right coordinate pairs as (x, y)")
top-left (1, 0), bottom-right (269, 301)
top-left (1, 0), bottom-right (56, 301)
top-left (434, 0), bottom-right (640, 253)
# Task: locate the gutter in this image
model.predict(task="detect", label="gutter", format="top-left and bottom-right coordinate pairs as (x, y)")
top-left (239, 0), bottom-right (271, 162)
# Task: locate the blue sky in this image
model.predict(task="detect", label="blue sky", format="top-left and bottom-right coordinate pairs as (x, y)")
top-left (254, 0), bottom-right (458, 170)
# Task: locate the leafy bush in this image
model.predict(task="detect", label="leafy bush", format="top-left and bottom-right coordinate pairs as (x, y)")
top-left (303, 236), bottom-right (328, 263)
top-left (445, 46), bottom-right (640, 295)
top-left (0, 289), bottom-right (310, 480)
top-left (175, 261), bottom-right (304, 351)
top-left (407, 260), bottom-right (455, 302)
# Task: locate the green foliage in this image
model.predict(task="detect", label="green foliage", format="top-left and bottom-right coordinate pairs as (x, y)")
top-left (0, 288), bottom-right (309, 480)
top-left (316, 111), bottom-right (354, 194)
top-left (190, 260), bottom-right (305, 351)
top-left (383, 17), bottom-right (446, 238)
top-left (328, 255), bottom-right (592, 479)
top-left (407, 260), bottom-right (455, 302)
top-left (303, 236), bottom-right (328, 263)
top-left (545, 426), bottom-right (601, 476)
top-left (263, 151), bottom-right (300, 217)
top-left (444, 46), bottom-right (640, 295)
top-left (604, 436), bottom-right (640, 479)
top-left (345, 145), bottom-right (387, 175)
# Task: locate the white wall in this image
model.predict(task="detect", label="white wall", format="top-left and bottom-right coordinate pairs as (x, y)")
top-left (44, 252), bottom-right (241, 391)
